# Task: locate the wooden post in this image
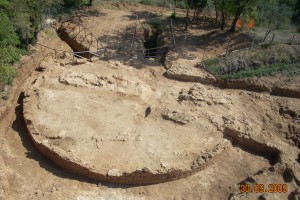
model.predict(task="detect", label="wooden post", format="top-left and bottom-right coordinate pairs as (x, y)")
top-left (251, 38), bottom-right (255, 49)
top-left (271, 33), bottom-right (275, 44)
top-left (170, 18), bottom-right (175, 47)
top-left (226, 38), bottom-right (231, 55)
top-left (131, 26), bottom-right (137, 48)
top-left (290, 34), bottom-right (295, 45)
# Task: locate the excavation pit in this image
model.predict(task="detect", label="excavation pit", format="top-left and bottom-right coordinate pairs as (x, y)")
top-left (132, 18), bottom-right (175, 63)
top-left (23, 73), bottom-right (228, 184)
top-left (22, 59), bottom-right (281, 185)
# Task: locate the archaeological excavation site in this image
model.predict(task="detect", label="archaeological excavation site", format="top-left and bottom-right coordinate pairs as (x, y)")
top-left (0, 2), bottom-right (300, 200)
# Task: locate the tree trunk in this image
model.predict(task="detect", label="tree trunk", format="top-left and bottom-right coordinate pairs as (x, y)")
top-left (221, 10), bottom-right (225, 30)
top-left (230, 0), bottom-right (242, 32)
top-left (263, 29), bottom-right (273, 42)
top-left (230, 10), bottom-right (242, 32)
top-left (214, 1), bottom-right (219, 23)
top-left (173, 0), bottom-right (177, 17)
top-left (89, 0), bottom-right (93, 6)
top-left (192, 10), bottom-right (196, 22)
top-left (263, 22), bottom-right (280, 41)
top-left (184, 7), bottom-right (190, 31)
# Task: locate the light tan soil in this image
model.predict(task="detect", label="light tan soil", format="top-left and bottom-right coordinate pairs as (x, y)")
top-left (0, 3), bottom-right (300, 200)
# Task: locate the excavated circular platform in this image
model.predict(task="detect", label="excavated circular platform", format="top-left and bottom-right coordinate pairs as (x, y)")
top-left (23, 60), bottom-right (231, 184)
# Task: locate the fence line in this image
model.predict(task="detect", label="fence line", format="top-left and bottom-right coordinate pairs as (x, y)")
top-left (60, 18), bottom-right (104, 51)
top-left (36, 43), bottom-right (103, 63)
top-left (38, 14), bottom-right (177, 63)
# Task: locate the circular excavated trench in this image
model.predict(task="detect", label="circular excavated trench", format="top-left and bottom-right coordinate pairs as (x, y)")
top-left (22, 61), bottom-right (236, 185)
top-left (22, 59), bottom-right (289, 185)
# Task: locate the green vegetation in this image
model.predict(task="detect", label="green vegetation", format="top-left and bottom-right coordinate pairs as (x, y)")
top-left (171, 0), bottom-right (300, 32)
top-left (0, 65), bottom-right (17, 85)
top-left (140, 0), bottom-right (156, 5)
top-left (0, 0), bottom-right (90, 87)
top-left (256, 0), bottom-right (293, 41)
top-left (203, 58), bottom-right (220, 75)
top-left (203, 48), bottom-right (300, 80)
top-left (204, 58), bottom-right (300, 79)
top-left (224, 63), bottom-right (300, 79)
top-left (0, 0), bottom-right (299, 88)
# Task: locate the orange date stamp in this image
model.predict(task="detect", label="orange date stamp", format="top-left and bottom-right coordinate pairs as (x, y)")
top-left (240, 184), bottom-right (288, 193)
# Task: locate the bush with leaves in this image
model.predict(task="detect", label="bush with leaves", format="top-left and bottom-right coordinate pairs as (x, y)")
top-left (256, 0), bottom-right (293, 41)
top-left (63, 0), bottom-right (86, 7)
top-left (0, 11), bottom-right (19, 47)
top-left (0, 0), bottom-right (88, 86)
top-left (0, 65), bottom-right (17, 85)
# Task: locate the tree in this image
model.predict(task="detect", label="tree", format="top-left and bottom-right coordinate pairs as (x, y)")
top-left (220, 0), bottom-right (226, 30)
top-left (88, 0), bottom-right (93, 6)
top-left (209, 0), bottom-right (256, 32)
top-left (212, 0), bottom-right (219, 22)
top-left (0, 0), bottom-right (9, 11)
top-left (230, 0), bottom-right (255, 32)
top-left (292, 0), bottom-right (300, 23)
top-left (256, 0), bottom-right (293, 41)
top-left (183, 0), bottom-right (207, 30)
top-left (192, 0), bottom-right (208, 21)
top-left (0, 11), bottom-right (19, 47)
top-left (63, 0), bottom-right (85, 7)
top-left (184, 0), bottom-right (192, 30)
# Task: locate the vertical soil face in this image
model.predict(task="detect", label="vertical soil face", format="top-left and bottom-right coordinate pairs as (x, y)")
top-left (143, 29), bottom-right (161, 57)
top-left (56, 26), bottom-right (92, 59)
top-left (143, 27), bottom-right (170, 63)
top-left (223, 128), bottom-right (281, 165)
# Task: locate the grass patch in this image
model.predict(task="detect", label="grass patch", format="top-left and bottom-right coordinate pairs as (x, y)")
top-left (202, 58), bottom-right (220, 74)
top-left (0, 65), bottom-right (17, 85)
top-left (44, 28), bottom-right (57, 38)
top-left (203, 57), bottom-right (300, 80)
top-left (223, 63), bottom-right (300, 79)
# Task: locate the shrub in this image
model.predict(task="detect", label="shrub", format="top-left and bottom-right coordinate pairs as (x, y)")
top-left (0, 65), bottom-right (17, 85)
top-left (170, 11), bottom-right (176, 19)
top-left (140, 0), bottom-right (156, 5)
top-left (0, 11), bottom-right (19, 47)
top-left (0, 47), bottom-right (24, 65)
top-left (177, 0), bottom-right (186, 9)
top-left (147, 20), bottom-right (164, 31)
top-left (63, 0), bottom-right (86, 7)
top-left (223, 63), bottom-right (300, 79)
top-left (203, 58), bottom-right (220, 74)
